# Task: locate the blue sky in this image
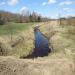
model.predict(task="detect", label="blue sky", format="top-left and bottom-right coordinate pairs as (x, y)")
top-left (0, 0), bottom-right (75, 18)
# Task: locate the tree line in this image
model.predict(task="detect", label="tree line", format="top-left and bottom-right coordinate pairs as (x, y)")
top-left (0, 10), bottom-right (50, 25)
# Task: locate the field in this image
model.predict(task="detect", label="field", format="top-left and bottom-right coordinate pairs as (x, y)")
top-left (0, 22), bottom-right (34, 35)
top-left (0, 21), bottom-right (75, 75)
top-left (0, 22), bottom-right (36, 57)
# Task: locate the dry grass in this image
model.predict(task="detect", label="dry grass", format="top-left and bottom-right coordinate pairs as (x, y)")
top-left (0, 21), bottom-right (75, 75)
top-left (0, 56), bottom-right (74, 75)
top-left (0, 37), bottom-right (12, 55)
top-left (0, 22), bottom-right (35, 57)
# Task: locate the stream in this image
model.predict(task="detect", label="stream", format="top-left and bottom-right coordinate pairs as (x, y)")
top-left (23, 27), bottom-right (51, 58)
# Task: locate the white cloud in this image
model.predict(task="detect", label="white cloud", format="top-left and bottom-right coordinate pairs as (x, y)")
top-left (20, 6), bottom-right (28, 12)
top-left (20, 6), bottom-right (30, 16)
top-left (59, 1), bottom-right (74, 6)
top-left (42, 0), bottom-right (56, 6)
top-left (48, 0), bottom-right (56, 4)
top-left (8, 0), bottom-right (19, 6)
top-left (42, 2), bottom-right (47, 6)
top-left (63, 8), bottom-right (74, 12)
top-left (0, 2), bottom-right (6, 6)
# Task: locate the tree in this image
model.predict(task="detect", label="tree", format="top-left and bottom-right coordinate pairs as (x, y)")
top-left (0, 10), bottom-right (50, 23)
top-left (37, 16), bottom-right (41, 22)
top-left (0, 14), bottom-right (5, 25)
top-left (29, 14), bottom-right (33, 22)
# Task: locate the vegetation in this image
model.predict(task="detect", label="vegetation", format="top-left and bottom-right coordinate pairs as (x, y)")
top-left (0, 22), bottom-right (35, 56)
top-left (0, 10), bottom-right (75, 75)
top-left (59, 17), bottom-right (75, 25)
top-left (0, 22), bottom-right (34, 35)
top-left (0, 14), bottom-right (5, 25)
top-left (0, 10), bottom-right (50, 25)
top-left (0, 21), bottom-right (75, 75)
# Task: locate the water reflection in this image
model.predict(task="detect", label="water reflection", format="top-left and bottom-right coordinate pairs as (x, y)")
top-left (22, 27), bottom-right (51, 58)
top-left (33, 29), bottom-right (51, 57)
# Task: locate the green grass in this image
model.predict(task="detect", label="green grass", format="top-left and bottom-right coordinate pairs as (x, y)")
top-left (0, 22), bottom-right (34, 35)
top-left (0, 22), bottom-right (35, 57)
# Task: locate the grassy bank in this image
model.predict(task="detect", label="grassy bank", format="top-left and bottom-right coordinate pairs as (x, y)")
top-left (0, 22), bottom-right (36, 57)
top-left (39, 21), bottom-right (75, 63)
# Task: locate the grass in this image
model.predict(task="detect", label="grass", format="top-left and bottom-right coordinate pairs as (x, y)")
top-left (0, 22), bottom-right (35, 57)
top-left (0, 22), bottom-right (34, 35)
top-left (0, 21), bottom-right (75, 75)
top-left (0, 55), bottom-right (74, 75)
top-left (38, 21), bottom-right (75, 61)
top-left (0, 21), bottom-right (75, 57)
top-left (60, 25), bottom-right (75, 52)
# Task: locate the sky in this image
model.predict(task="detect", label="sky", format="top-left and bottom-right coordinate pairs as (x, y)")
top-left (0, 0), bottom-right (75, 18)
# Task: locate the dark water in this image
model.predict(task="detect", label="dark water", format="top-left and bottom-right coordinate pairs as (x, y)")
top-left (22, 29), bottom-right (51, 58)
top-left (33, 30), bottom-right (51, 57)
